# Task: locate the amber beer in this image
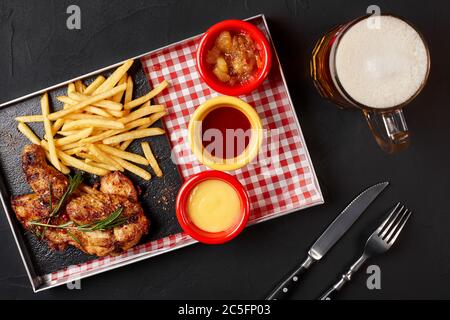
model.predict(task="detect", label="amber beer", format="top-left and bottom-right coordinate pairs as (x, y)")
top-left (310, 15), bottom-right (430, 153)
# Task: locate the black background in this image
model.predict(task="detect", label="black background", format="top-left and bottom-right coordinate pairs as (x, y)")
top-left (0, 0), bottom-right (449, 299)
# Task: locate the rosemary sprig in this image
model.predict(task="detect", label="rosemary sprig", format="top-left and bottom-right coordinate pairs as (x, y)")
top-left (36, 173), bottom-right (83, 239)
top-left (66, 230), bottom-right (82, 246)
top-left (29, 207), bottom-right (126, 234)
top-left (49, 173), bottom-right (83, 219)
top-left (77, 207), bottom-right (125, 232)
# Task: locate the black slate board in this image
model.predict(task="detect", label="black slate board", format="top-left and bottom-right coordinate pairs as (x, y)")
top-left (0, 59), bottom-right (183, 277)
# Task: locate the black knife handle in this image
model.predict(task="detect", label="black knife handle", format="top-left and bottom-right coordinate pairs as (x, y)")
top-left (266, 255), bottom-right (315, 300)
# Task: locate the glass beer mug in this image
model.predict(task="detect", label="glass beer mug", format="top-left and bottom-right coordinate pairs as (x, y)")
top-left (310, 14), bottom-right (430, 153)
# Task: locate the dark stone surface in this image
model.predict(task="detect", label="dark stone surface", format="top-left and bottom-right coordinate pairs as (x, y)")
top-left (0, 0), bottom-right (449, 299)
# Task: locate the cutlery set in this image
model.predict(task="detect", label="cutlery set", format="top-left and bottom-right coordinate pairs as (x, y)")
top-left (266, 182), bottom-right (412, 300)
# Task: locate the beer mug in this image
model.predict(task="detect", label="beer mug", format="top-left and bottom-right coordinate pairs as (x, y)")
top-left (310, 14), bottom-right (430, 153)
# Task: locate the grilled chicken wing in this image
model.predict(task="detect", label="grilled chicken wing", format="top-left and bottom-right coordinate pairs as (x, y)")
top-left (22, 144), bottom-right (68, 200)
top-left (100, 171), bottom-right (139, 202)
top-left (11, 145), bottom-right (150, 257)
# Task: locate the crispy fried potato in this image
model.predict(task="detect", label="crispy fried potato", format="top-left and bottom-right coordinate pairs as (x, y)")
top-left (74, 80), bottom-right (85, 93)
top-left (102, 127), bottom-right (164, 145)
top-left (15, 115), bottom-right (44, 122)
top-left (54, 127), bottom-right (93, 146)
top-left (119, 111), bottom-right (166, 150)
top-left (112, 74), bottom-right (127, 103)
top-left (110, 155), bottom-right (151, 180)
top-left (48, 83), bottom-right (126, 120)
top-left (124, 80), bottom-right (168, 110)
top-left (97, 144), bottom-right (148, 165)
top-left (124, 75), bottom-right (133, 104)
top-left (41, 93), bottom-right (61, 171)
top-left (17, 123), bottom-right (41, 145)
top-left (67, 92), bottom-right (123, 111)
top-left (83, 75), bottom-right (106, 94)
top-left (141, 142), bottom-right (163, 177)
top-left (88, 144), bottom-right (124, 171)
top-left (62, 119), bottom-right (125, 131)
top-left (93, 59), bottom-right (133, 95)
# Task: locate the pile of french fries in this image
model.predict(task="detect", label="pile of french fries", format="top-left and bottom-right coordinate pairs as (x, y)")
top-left (16, 59), bottom-right (165, 181)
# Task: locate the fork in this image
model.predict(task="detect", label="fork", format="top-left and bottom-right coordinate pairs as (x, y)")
top-left (319, 202), bottom-right (412, 300)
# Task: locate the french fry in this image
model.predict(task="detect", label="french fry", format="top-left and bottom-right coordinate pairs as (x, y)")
top-left (62, 119), bottom-right (125, 131)
top-left (119, 140), bottom-right (132, 151)
top-left (88, 161), bottom-right (120, 172)
top-left (56, 96), bottom-right (112, 118)
top-left (80, 117), bottom-right (152, 144)
top-left (64, 146), bottom-right (87, 155)
top-left (54, 127), bottom-right (93, 146)
top-left (87, 144), bottom-right (124, 171)
top-left (57, 130), bottom-right (81, 137)
top-left (106, 110), bottom-right (125, 118)
top-left (52, 118), bottom-right (65, 133)
top-left (83, 75), bottom-right (106, 95)
top-left (84, 106), bottom-right (112, 118)
top-left (124, 75), bottom-right (133, 104)
top-left (41, 93), bottom-right (61, 171)
top-left (112, 74), bottom-right (127, 103)
top-left (97, 144), bottom-right (148, 165)
top-left (93, 59), bottom-right (133, 95)
top-left (68, 92), bottom-right (123, 111)
top-left (58, 151), bottom-right (109, 176)
top-left (119, 111), bottom-right (166, 150)
top-left (60, 141), bottom-right (84, 151)
top-left (141, 142), bottom-right (163, 177)
top-left (74, 80), bottom-right (84, 93)
top-left (76, 152), bottom-right (100, 162)
top-left (17, 123), bottom-right (41, 145)
top-left (124, 80), bottom-right (168, 110)
top-left (62, 114), bottom-right (110, 121)
top-left (110, 154), bottom-right (151, 180)
top-left (67, 82), bottom-right (75, 94)
top-left (119, 102), bottom-right (150, 123)
top-left (102, 127), bottom-right (164, 145)
top-left (15, 115), bottom-right (44, 122)
top-left (43, 151), bottom-right (71, 174)
top-left (42, 140), bottom-right (108, 175)
top-left (48, 83), bottom-right (126, 120)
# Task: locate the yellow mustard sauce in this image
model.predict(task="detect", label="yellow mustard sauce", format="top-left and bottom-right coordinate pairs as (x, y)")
top-left (187, 179), bottom-right (241, 233)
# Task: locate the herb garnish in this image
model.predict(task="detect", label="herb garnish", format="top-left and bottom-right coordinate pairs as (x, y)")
top-left (36, 173), bottom-right (83, 239)
top-left (30, 207), bottom-right (127, 235)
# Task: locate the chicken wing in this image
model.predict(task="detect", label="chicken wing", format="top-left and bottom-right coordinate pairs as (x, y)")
top-left (11, 145), bottom-right (150, 257)
top-left (22, 144), bottom-right (68, 201)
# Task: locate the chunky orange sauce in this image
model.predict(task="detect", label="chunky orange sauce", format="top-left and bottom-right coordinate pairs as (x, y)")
top-left (206, 31), bottom-right (262, 86)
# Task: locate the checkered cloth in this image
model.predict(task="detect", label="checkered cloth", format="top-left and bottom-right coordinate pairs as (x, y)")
top-left (42, 16), bottom-right (322, 289)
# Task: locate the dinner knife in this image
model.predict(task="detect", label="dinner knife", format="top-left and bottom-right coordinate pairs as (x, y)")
top-left (266, 182), bottom-right (389, 300)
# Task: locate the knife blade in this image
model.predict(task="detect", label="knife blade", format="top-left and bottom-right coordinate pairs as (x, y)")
top-left (308, 181), bottom-right (389, 260)
top-left (266, 182), bottom-right (389, 300)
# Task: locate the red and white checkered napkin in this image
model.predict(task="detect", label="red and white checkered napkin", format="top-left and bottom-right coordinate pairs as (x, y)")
top-left (43, 17), bottom-right (323, 288)
top-left (141, 20), bottom-right (323, 223)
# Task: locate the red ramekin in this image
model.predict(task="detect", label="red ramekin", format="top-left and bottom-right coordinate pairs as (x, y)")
top-left (196, 19), bottom-right (273, 96)
top-left (176, 170), bottom-right (250, 244)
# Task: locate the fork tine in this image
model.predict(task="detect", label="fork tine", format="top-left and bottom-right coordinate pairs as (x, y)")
top-left (386, 210), bottom-right (412, 245)
top-left (376, 202), bottom-right (401, 234)
top-left (379, 204), bottom-right (405, 238)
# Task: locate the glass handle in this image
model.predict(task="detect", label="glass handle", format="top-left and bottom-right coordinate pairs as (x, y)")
top-left (363, 109), bottom-right (410, 153)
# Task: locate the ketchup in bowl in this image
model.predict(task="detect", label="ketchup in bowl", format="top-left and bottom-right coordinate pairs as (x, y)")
top-left (201, 105), bottom-right (251, 159)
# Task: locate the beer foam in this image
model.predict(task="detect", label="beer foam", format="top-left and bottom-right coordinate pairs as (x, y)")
top-left (335, 16), bottom-right (429, 109)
